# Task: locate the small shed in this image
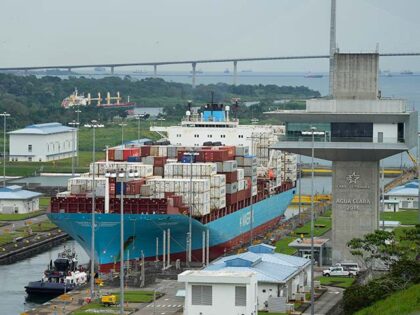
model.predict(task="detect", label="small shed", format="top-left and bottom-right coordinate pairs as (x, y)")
top-left (0, 185), bottom-right (43, 214)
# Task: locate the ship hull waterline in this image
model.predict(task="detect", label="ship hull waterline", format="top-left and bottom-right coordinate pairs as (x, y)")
top-left (48, 189), bottom-right (295, 272)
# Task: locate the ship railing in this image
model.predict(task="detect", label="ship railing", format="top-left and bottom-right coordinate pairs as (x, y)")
top-left (279, 134), bottom-right (405, 144)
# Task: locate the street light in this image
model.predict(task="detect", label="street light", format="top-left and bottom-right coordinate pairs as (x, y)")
top-left (0, 112), bottom-right (10, 187)
top-left (75, 108), bottom-right (81, 167)
top-left (183, 150), bottom-right (199, 266)
top-left (105, 167), bottom-right (140, 315)
top-left (84, 120), bottom-right (104, 300)
top-left (310, 126), bottom-right (316, 315)
top-left (119, 121), bottom-right (127, 146)
top-left (68, 120), bottom-right (80, 178)
top-left (135, 114), bottom-right (142, 144)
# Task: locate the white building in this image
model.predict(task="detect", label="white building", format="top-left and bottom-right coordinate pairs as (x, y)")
top-left (9, 122), bottom-right (77, 162)
top-left (385, 181), bottom-right (418, 210)
top-left (202, 243), bottom-right (311, 312)
top-left (178, 270), bottom-right (258, 315)
top-left (0, 185), bottom-right (42, 214)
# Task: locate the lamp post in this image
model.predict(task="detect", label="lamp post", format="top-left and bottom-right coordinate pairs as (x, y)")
top-left (119, 122), bottom-right (127, 146)
top-left (135, 114), bottom-right (142, 144)
top-left (68, 120), bottom-right (79, 177)
top-left (105, 168), bottom-right (139, 315)
top-left (75, 108), bottom-right (81, 167)
top-left (310, 126), bottom-right (316, 315)
top-left (183, 150), bottom-right (199, 266)
top-left (84, 120), bottom-right (104, 300)
top-left (0, 112), bottom-right (10, 187)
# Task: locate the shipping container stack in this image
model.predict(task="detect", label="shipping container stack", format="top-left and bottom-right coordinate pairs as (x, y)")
top-left (53, 142), bottom-right (297, 219)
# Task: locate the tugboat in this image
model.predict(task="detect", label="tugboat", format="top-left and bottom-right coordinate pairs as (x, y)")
top-left (25, 247), bottom-right (88, 296)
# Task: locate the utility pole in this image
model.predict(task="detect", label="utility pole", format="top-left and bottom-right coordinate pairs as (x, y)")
top-left (0, 112), bottom-right (10, 187)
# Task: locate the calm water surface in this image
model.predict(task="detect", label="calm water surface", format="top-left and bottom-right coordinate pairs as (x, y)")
top-left (0, 240), bottom-right (88, 315)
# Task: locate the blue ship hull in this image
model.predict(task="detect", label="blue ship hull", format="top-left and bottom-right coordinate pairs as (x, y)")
top-left (48, 189), bottom-right (295, 269)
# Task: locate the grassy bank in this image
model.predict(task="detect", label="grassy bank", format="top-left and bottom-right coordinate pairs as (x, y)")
top-left (355, 283), bottom-right (420, 315)
top-left (0, 210), bottom-right (44, 221)
top-left (317, 276), bottom-right (355, 289)
top-left (16, 220), bottom-right (56, 233)
top-left (274, 216), bottom-right (332, 255)
top-left (0, 231), bottom-right (25, 246)
top-left (380, 210), bottom-right (418, 225)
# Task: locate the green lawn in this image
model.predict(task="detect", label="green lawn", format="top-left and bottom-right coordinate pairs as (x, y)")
top-left (5, 151), bottom-right (105, 176)
top-left (355, 283), bottom-right (420, 315)
top-left (39, 196), bottom-right (51, 208)
top-left (0, 231), bottom-right (26, 246)
top-left (71, 301), bottom-right (122, 315)
top-left (115, 290), bottom-right (157, 303)
top-left (258, 312), bottom-right (287, 315)
top-left (275, 236), bottom-right (298, 255)
top-left (317, 276), bottom-right (355, 288)
top-left (295, 217), bottom-right (332, 237)
top-left (0, 210), bottom-right (44, 221)
top-left (16, 219), bottom-right (56, 232)
top-left (380, 210), bottom-right (419, 225)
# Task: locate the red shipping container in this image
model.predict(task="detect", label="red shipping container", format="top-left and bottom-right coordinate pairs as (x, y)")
top-left (140, 146), bottom-right (151, 157)
top-left (226, 192), bottom-right (238, 205)
top-left (153, 156), bottom-right (167, 167)
top-left (123, 148), bottom-right (140, 160)
top-left (222, 171), bottom-right (238, 184)
top-left (108, 149), bottom-right (115, 161)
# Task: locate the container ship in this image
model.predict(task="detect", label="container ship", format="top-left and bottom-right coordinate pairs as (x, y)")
top-left (48, 103), bottom-right (297, 271)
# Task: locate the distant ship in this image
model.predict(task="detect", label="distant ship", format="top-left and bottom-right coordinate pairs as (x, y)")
top-left (401, 70), bottom-right (413, 75)
top-left (61, 89), bottom-right (136, 109)
top-left (241, 70), bottom-right (253, 73)
top-left (190, 69), bottom-right (204, 74)
top-left (304, 73), bottom-right (323, 78)
top-left (224, 69), bottom-right (230, 74)
top-left (94, 67), bottom-right (106, 72)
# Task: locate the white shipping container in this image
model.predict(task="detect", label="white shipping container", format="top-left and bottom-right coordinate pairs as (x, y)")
top-left (222, 160), bottom-right (237, 172)
top-left (238, 179), bottom-right (246, 191)
top-left (210, 196), bottom-right (226, 209)
top-left (210, 174), bottom-right (226, 187)
top-left (210, 186), bottom-right (226, 198)
top-left (226, 182), bottom-right (238, 194)
top-left (237, 168), bottom-right (245, 181)
top-left (235, 146), bottom-right (249, 157)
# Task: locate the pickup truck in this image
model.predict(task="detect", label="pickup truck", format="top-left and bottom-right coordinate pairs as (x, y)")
top-left (322, 266), bottom-right (357, 277)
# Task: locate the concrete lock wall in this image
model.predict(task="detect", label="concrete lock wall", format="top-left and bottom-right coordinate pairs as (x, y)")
top-left (332, 160), bottom-right (379, 263)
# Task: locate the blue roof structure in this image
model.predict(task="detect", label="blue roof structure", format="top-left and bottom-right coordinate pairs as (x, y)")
top-left (0, 185), bottom-right (42, 200)
top-left (8, 123), bottom-right (75, 135)
top-left (204, 243), bottom-right (310, 284)
top-left (386, 181), bottom-right (418, 197)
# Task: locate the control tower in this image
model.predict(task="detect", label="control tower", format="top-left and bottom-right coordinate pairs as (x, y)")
top-left (268, 53), bottom-right (417, 262)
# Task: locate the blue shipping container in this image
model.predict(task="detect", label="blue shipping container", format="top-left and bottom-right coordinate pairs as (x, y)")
top-left (127, 156), bottom-right (141, 162)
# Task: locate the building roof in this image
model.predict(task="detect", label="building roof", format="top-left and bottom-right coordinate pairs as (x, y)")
top-left (204, 243), bottom-right (310, 284)
top-left (0, 185), bottom-right (42, 200)
top-left (178, 270), bottom-right (256, 284)
top-left (289, 237), bottom-right (330, 249)
top-left (386, 181), bottom-right (418, 197)
top-left (8, 123), bottom-right (75, 135)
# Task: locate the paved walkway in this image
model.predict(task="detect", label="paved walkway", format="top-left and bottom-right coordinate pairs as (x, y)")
top-left (303, 286), bottom-right (344, 315)
top-left (0, 214), bottom-right (47, 235)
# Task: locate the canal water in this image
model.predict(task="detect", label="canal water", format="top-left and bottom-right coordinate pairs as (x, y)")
top-left (0, 240), bottom-right (89, 315)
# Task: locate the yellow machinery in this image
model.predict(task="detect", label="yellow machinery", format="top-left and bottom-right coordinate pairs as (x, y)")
top-left (101, 294), bottom-right (117, 306)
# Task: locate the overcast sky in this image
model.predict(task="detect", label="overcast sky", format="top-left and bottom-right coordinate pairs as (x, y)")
top-left (1, 0), bottom-right (419, 71)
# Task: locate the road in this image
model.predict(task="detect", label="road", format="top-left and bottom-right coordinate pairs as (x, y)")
top-left (303, 286), bottom-right (344, 315)
top-left (134, 279), bottom-right (184, 315)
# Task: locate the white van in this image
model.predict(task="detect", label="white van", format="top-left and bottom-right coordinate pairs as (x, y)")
top-left (335, 262), bottom-right (360, 272)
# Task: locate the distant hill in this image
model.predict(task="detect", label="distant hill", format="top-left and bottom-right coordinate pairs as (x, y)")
top-left (0, 73), bottom-right (320, 129)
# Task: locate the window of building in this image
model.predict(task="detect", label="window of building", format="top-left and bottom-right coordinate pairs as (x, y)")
top-left (235, 286), bottom-right (246, 306)
top-left (191, 285), bottom-right (212, 306)
top-left (331, 122), bottom-right (373, 142)
top-left (194, 134), bottom-right (200, 138)
top-left (28, 157), bottom-right (32, 162)
top-left (207, 134), bottom-right (212, 138)
top-left (262, 289), bottom-right (266, 293)
top-left (238, 135), bottom-right (244, 138)
top-left (28, 144), bottom-right (32, 152)
top-left (221, 135), bottom-right (226, 138)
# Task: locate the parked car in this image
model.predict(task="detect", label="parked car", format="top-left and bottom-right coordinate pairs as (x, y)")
top-left (335, 262), bottom-right (360, 272)
top-left (322, 266), bottom-right (357, 277)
